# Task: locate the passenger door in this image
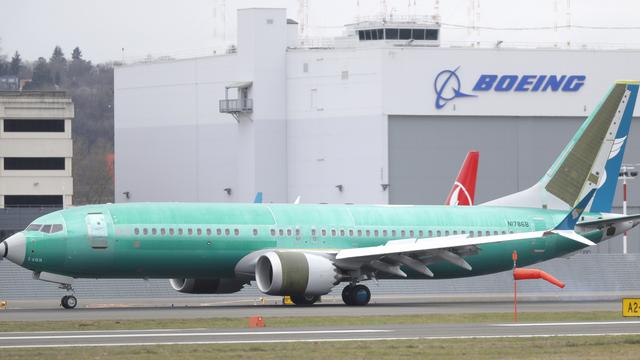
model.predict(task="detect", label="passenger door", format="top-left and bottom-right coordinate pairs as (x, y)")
top-left (86, 213), bottom-right (110, 249)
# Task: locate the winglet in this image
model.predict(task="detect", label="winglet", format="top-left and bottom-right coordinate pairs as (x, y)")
top-left (254, 192), bottom-right (263, 204)
top-left (554, 189), bottom-right (596, 231)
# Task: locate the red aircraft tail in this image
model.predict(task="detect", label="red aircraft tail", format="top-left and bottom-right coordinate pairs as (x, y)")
top-left (445, 151), bottom-right (479, 206)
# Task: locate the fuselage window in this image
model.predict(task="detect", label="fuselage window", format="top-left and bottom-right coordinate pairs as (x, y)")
top-left (409, 230), bottom-right (414, 237)
top-left (366, 230), bottom-right (371, 237)
top-left (401, 230), bottom-right (406, 237)
top-left (321, 229), bottom-right (327, 237)
top-left (253, 229), bottom-right (259, 236)
top-left (224, 229), bottom-right (230, 236)
top-left (469, 232), bottom-right (474, 238)
top-left (296, 228), bottom-right (301, 237)
top-left (287, 229), bottom-right (292, 236)
top-left (501, 230), bottom-right (506, 235)
top-left (461, 230), bottom-right (466, 234)
top-left (340, 229), bottom-right (346, 237)
top-left (143, 228), bottom-right (148, 236)
top-left (234, 229), bottom-right (239, 236)
top-left (188, 228), bottom-right (193, 236)
top-left (428, 230), bottom-right (433, 237)
top-left (271, 229), bottom-right (276, 236)
top-left (349, 229), bottom-right (354, 237)
top-left (152, 228), bottom-right (157, 235)
top-left (357, 229), bottom-right (363, 237)
top-left (160, 228), bottom-right (166, 236)
top-left (279, 229), bottom-right (284, 236)
top-left (477, 231), bottom-right (482, 237)
top-left (311, 229), bottom-right (317, 237)
top-left (392, 229), bottom-right (397, 237)
top-left (453, 230), bottom-right (458, 235)
top-left (206, 228), bottom-right (212, 236)
top-left (178, 228), bottom-right (183, 236)
top-left (134, 228), bottom-right (140, 235)
top-left (331, 229), bottom-right (337, 237)
top-left (418, 230), bottom-right (423, 237)
top-left (169, 228), bottom-right (175, 236)
top-left (436, 230), bottom-right (441, 236)
top-left (445, 230), bottom-right (450, 236)
top-left (197, 228), bottom-right (202, 236)
top-left (374, 230), bottom-right (379, 237)
top-left (494, 231), bottom-right (498, 236)
top-left (217, 228), bottom-right (222, 236)
top-left (486, 231), bottom-right (491, 236)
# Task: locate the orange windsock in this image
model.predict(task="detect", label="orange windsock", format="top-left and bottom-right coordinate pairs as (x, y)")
top-left (513, 268), bottom-right (565, 288)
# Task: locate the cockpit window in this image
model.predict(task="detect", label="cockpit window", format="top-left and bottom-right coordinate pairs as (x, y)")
top-left (25, 223), bottom-right (64, 233)
top-left (26, 224), bottom-right (42, 231)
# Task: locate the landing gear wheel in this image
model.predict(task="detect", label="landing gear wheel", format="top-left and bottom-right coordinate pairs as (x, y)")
top-left (342, 285), bottom-right (354, 305)
top-left (290, 294), bottom-right (319, 306)
top-left (61, 295), bottom-right (77, 309)
top-left (349, 285), bottom-right (371, 306)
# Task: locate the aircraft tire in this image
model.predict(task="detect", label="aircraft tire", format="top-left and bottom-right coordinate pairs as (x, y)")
top-left (342, 285), bottom-right (354, 305)
top-left (61, 295), bottom-right (77, 309)
top-left (290, 294), bottom-right (319, 306)
top-left (349, 285), bottom-right (371, 306)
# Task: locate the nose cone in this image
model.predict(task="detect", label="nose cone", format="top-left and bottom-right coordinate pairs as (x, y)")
top-left (3, 232), bottom-right (26, 266)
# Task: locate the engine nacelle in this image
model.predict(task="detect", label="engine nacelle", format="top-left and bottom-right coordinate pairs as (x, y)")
top-left (169, 278), bottom-right (246, 294)
top-left (255, 251), bottom-right (340, 296)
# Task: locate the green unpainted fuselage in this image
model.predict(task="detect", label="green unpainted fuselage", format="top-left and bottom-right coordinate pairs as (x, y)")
top-left (22, 202), bottom-right (603, 280)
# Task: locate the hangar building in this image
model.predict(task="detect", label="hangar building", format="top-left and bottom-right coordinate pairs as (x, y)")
top-left (114, 8), bottom-right (640, 254)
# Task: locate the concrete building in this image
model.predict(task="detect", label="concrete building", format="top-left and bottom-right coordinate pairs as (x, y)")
top-left (115, 8), bottom-right (640, 253)
top-left (0, 91), bottom-right (74, 208)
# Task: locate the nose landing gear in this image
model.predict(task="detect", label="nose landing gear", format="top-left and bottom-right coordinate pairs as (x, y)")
top-left (341, 284), bottom-right (371, 306)
top-left (61, 295), bottom-right (78, 309)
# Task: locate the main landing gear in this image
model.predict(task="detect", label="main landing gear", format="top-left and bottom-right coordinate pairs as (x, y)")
top-left (342, 284), bottom-right (371, 306)
top-left (61, 295), bottom-right (78, 309)
top-left (290, 294), bottom-right (320, 306)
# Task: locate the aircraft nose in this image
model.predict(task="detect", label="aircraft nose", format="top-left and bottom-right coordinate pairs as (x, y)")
top-left (2, 232), bottom-right (26, 266)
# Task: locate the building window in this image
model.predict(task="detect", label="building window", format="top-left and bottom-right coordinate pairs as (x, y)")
top-left (4, 157), bottom-right (65, 170)
top-left (412, 29), bottom-right (426, 40)
top-left (426, 29), bottom-right (438, 40)
top-left (341, 70), bottom-right (349, 80)
top-left (4, 195), bottom-right (62, 207)
top-left (4, 119), bottom-right (65, 132)
top-left (303, 63), bottom-right (309, 73)
top-left (385, 28), bottom-right (398, 39)
top-left (399, 28), bottom-right (411, 40)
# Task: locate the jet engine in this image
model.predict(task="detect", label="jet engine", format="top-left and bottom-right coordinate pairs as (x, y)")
top-left (255, 251), bottom-right (341, 296)
top-left (169, 278), bottom-right (247, 294)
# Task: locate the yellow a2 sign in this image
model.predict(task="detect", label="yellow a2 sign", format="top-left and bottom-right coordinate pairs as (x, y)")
top-left (623, 298), bottom-right (640, 317)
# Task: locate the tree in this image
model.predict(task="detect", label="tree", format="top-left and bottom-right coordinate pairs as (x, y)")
top-left (71, 46), bottom-right (82, 61)
top-left (29, 57), bottom-right (53, 89)
top-left (49, 45), bottom-right (67, 86)
top-left (49, 45), bottom-right (66, 65)
top-left (9, 51), bottom-right (21, 76)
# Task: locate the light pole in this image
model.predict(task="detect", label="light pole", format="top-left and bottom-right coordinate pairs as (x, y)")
top-left (618, 164), bottom-right (639, 254)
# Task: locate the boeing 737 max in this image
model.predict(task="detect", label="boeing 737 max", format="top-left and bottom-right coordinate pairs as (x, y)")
top-left (2, 81), bottom-right (640, 309)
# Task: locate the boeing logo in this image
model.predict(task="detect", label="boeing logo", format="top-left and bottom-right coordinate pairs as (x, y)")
top-left (433, 66), bottom-right (476, 109)
top-left (433, 67), bottom-right (587, 109)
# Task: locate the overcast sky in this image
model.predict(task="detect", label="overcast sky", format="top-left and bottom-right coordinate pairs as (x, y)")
top-left (2, 0), bottom-right (640, 63)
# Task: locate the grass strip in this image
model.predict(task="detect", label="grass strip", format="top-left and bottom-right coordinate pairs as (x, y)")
top-left (0, 311), bottom-right (623, 332)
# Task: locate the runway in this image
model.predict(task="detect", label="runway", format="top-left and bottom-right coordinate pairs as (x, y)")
top-left (1, 320), bottom-right (640, 348)
top-left (0, 296), bottom-right (623, 321)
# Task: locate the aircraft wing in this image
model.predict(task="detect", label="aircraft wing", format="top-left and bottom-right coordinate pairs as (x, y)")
top-left (332, 229), bottom-right (591, 277)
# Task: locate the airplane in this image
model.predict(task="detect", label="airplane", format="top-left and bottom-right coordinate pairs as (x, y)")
top-left (2, 81), bottom-right (640, 310)
top-left (446, 151), bottom-right (479, 206)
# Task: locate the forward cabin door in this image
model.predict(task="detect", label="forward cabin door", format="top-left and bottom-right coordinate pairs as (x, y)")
top-left (86, 213), bottom-right (110, 249)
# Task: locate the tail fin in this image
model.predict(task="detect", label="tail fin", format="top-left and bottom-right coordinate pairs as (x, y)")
top-left (446, 151), bottom-right (479, 206)
top-left (483, 81), bottom-right (639, 210)
top-left (590, 83), bottom-right (639, 212)
top-left (254, 192), bottom-right (263, 203)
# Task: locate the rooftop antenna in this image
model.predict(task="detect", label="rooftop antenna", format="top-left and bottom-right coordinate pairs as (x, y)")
top-left (380, 0), bottom-right (388, 20)
top-left (298, 0), bottom-right (309, 38)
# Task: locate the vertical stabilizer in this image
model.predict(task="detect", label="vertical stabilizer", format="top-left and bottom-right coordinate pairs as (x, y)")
top-left (446, 151), bottom-right (479, 206)
top-left (483, 81), bottom-right (638, 210)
